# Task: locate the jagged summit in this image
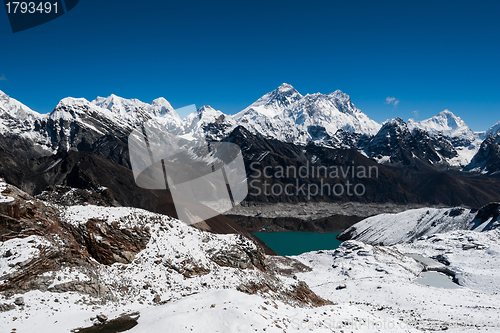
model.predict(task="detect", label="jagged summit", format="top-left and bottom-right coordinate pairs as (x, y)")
top-left (407, 109), bottom-right (473, 138)
top-left (486, 120), bottom-right (500, 138)
top-left (276, 82), bottom-right (296, 91)
top-left (235, 83), bottom-right (303, 120)
top-left (151, 97), bottom-right (172, 109)
top-left (327, 89), bottom-right (352, 103)
top-left (385, 117), bottom-right (408, 127)
top-left (197, 105), bottom-right (217, 113)
top-left (0, 90), bottom-right (41, 120)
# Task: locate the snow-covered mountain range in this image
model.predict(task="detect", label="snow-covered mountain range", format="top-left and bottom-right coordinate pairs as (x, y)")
top-left (1, 85), bottom-right (499, 173)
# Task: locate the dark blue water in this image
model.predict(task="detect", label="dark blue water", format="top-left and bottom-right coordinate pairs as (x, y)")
top-left (253, 231), bottom-right (343, 256)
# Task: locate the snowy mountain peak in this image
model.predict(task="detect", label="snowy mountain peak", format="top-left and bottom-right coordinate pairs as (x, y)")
top-left (407, 109), bottom-right (471, 139)
top-left (0, 90), bottom-right (41, 120)
top-left (51, 97), bottom-right (114, 122)
top-left (435, 109), bottom-right (467, 129)
top-left (150, 97), bottom-right (177, 118)
top-left (151, 97), bottom-right (171, 108)
top-left (197, 105), bottom-right (217, 114)
top-left (276, 82), bottom-right (296, 92)
top-left (234, 85), bottom-right (381, 144)
top-left (235, 83), bottom-right (303, 120)
top-left (486, 120), bottom-right (500, 138)
top-left (384, 117), bottom-right (408, 128)
top-left (267, 83), bottom-right (302, 104)
top-left (180, 105), bottom-right (236, 140)
top-left (56, 97), bottom-right (91, 108)
top-left (90, 94), bottom-right (179, 120)
top-left (328, 89), bottom-right (351, 103)
top-left (92, 94), bottom-right (148, 117)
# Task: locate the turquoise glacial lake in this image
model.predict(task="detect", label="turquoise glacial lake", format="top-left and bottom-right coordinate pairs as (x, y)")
top-left (253, 231), bottom-right (343, 256)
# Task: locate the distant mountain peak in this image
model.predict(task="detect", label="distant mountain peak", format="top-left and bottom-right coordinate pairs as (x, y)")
top-left (0, 90), bottom-right (41, 122)
top-left (56, 97), bottom-right (91, 108)
top-left (435, 109), bottom-right (466, 128)
top-left (150, 97), bottom-right (175, 117)
top-left (385, 117), bottom-right (407, 127)
top-left (151, 97), bottom-right (171, 107)
top-left (276, 82), bottom-right (296, 92)
top-left (197, 105), bottom-right (217, 113)
top-left (486, 120), bottom-right (500, 138)
top-left (408, 109), bottom-right (472, 139)
top-left (235, 84), bottom-right (303, 120)
top-left (267, 83), bottom-right (303, 105)
top-left (92, 94), bottom-right (144, 110)
top-left (328, 89), bottom-right (350, 100)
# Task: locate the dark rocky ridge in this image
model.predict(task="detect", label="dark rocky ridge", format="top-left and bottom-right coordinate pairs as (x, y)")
top-left (1, 127), bottom-right (500, 247)
top-left (224, 126), bottom-right (500, 207)
top-left (0, 147), bottom-right (277, 254)
top-left (226, 214), bottom-right (364, 233)
top-left (464, 134), bottom-right (500, 175)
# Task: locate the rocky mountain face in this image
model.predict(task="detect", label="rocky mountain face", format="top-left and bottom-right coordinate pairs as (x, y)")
top-left (224, 126), bottom-right (500, 207)
top-left (463, 134), bottom-right (500, 175)
top-left (362, 118), bottom-right (455, 168)
top-left (0, 147), bottom-right (279, 254)
top-left (1, 118), bottom-right (500, 215)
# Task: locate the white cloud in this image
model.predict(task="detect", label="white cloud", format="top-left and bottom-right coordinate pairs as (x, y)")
top-left (385, 96), bottom-right (399, 107)
top-left (0, 74), bottom-right (6, 81)
top-left (413, 110), bottom-right (419, 119)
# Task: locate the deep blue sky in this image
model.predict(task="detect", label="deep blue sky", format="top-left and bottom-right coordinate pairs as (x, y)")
top-left (1, 0), bottom-right (499, 131)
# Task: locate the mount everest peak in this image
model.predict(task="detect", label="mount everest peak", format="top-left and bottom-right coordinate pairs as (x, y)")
top-left (235, 84), bottom-right (381, 145)
top-left (234, 83), bottom-right (303, 120)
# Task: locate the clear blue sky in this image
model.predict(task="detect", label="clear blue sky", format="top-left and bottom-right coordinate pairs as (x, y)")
top-left (1, 0), bottom-right (499, 131)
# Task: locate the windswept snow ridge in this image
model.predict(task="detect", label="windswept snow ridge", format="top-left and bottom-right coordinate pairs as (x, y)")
top-left (338, 204), bottom-right (500, 245)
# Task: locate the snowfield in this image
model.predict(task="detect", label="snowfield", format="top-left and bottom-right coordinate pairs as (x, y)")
top-left (338, 204), bottom-right (500, 245)
top-left (293, 230), bottom-right (500, 332)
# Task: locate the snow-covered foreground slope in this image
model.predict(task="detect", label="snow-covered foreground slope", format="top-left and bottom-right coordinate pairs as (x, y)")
top-left (338, 204), bottom-right (500, 245)
top-left (0, 287), bottom-right (417, 333)
top-left (3, 179), bottom-right (500, 332)
top-left (1, 181), bottom-right (423, 333)
top-left (293, 230), bottom-right (500, 332)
